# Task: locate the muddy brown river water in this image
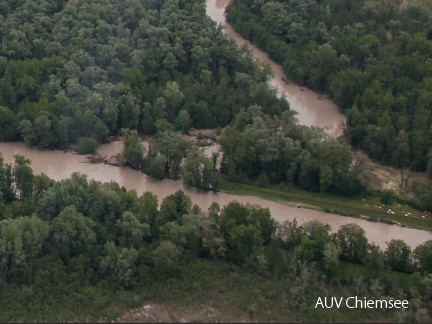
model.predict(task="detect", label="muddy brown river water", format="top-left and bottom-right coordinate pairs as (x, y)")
top-left (206, 0), bottom-right (346, 137)
top-left (1, 141), bottom-right (431, 249)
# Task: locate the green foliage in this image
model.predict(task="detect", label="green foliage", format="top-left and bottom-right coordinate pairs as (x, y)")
top-left (174, 109), bottom-right (191, 133)
top-left (33, 173), bottom-right (54, 200)
top-left (380, 190), bottom-right (395, 208)
top-left (385, 239), bottom-right (413, 273)
top-left (155, 119), bottom-right (175, 133)
top-left (121, 129), bottom-right (145, 170)
top-left (0, 0), bottom-right (288, 152)
top-left (0, 154), bottom-right (17, 203)
top-left (13, 155), bottom-right (34, 200)
top-left (414, 240), bottom-right (432, 274)
top-left (155, 131), bottom-right (190, 179)
top-left (51, 205), bottom-right (96, 261)
top-left (298, 220), bottom-right (332, 263)
top-left (0, 106), bottom-right (17, 140)
top-left (152, 240), bottom-right (182, 275)
top-left (362, 244), bottom-right (385, 274)
top-left (115, 211), bottom-right (150, 248)
top-left (100, 241), bottom-right (138, 289)
top-left (0, 215), bottom-right (49, 281)
top-left (76, 137), bottom-right (99, 154)
top-left (0, 161), bottom-right (429, 321)
top-left (275, 219), bottom-right (304, 250)
top-left (219, 107), bottom-right (361, 196)
top-left (413, 182), bottom-right (432, 212)
top-left (182, 147), bottom-right (220, 191)
top-left (337, 223), bottom-right (369, 263)
top-left (130, 192), bottom-right (158, 224)
top-left (227, 0), bottom-right (432, 171)
top-left (217, 202), bottom-right (276, 265)
top-left (163, 190), bottom-right (192, 220)
top-left (146, 155), bottom-right (166, 180)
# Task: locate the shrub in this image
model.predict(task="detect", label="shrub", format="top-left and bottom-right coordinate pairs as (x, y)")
top-left (76, 137), bottom-right (99, 154)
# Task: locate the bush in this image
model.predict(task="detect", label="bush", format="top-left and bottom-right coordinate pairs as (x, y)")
top-left (76, 137), bottom-right (99, 154)
top-left (380, 190), bottom-right (394, 208)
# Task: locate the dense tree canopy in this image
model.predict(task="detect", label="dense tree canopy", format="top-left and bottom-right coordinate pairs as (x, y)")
top-left (0, 0), bottom-right (289, 150)
top-left (0, 154), bottom-right (431, 321)
top-left (219, 105), bottom-right (365, 195)
top-left (227, 0), bottom-right (432, 171)
top-left (0, 0), bottom-right (431, 321)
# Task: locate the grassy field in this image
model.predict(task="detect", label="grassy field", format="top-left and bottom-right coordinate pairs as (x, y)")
top-left (220, 181), bottom-right (432, 231)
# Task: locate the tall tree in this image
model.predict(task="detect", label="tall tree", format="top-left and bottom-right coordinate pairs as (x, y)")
top-left (121, 128), bottom-right (146, 170)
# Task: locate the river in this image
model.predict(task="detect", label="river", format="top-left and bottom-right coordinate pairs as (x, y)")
top-left (1, 141), bottom-right (431, 249)
top-left (205, 0), bottom-right (346, 138)
top-left (0, 1), bottom-right (430, 249)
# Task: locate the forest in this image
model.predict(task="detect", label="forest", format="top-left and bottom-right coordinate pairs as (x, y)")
top-left (0, 0), bottom-right (432, 321)
top-left (0, 0), bottom-right (289, 148)
top-left (0, 0), bottom-right (372, 197)
top-left (0, 154), bottom-right (432, 322)
top-left (226, 0), bottom-right (432, 172)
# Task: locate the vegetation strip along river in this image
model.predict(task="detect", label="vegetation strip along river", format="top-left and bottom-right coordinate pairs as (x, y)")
top-left (1, 141), bottom-right (431, 249)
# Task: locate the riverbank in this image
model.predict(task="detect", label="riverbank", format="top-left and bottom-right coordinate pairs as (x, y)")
top-left (95, 134), bottom-right (432, 232)
top-left (2, 139), bottom-right (432, 248)
top-left (220, 181), bottom-right (432, 232)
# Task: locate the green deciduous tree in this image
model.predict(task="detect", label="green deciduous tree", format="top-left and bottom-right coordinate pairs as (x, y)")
top-left (414, 240), bottom-right (432, 274)
top-left (0, 155), bottom-right (15, 203)
top-left (51, 205), bottom-right (96, 260)
top-left (385, 239), bottom-right (412, 273)
top-left (156, 131), bottom-right (189, 178)
top-left (182, 147), bottom-right (220, 191)
top-left (0, 215), bottom-right (49, 281)
top-left (298, 220), bottom-right (332, 264)
top-left (121, 128), bottom-right (146, 170)
top-left (218, 202), bottom-right (276, 265)
top-left (174, 109), bottom-right (191, 133)
top-left (100, 241), bottom-right (138, 288)
top-left (131, 192), bottom-right (158, 224)
top-left (337, 223), bottom-right (369, 263)
top-left (0, 106), bottom-right (17, 140)
top-left (76, 136), bottom-right (99, 154)
top-left (152, 240), bottom-right (182, 275)
top-left (13, 154), bottom-right (34, 200)
top-left (115, 211), bottom-right (150, 248)
top-left (146, 155), bottom-right (166, 180)
top-left (380, 190), bottom-right (394, 208)
top-left (275, 219), bottom-right (304, 250)
top-left (17, 119), bottom-right (34, 146)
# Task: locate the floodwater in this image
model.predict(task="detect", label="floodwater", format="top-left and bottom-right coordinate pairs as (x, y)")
top-left (205, 0), bottom-right (346, 137)
top-left (1, 141), bottom-right (431, 249)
